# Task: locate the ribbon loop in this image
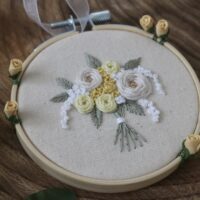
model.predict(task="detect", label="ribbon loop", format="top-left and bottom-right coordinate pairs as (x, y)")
top-left (23, 0), bottom-right (91, 35)
top-left (65, 0), bottom-right (91, 31)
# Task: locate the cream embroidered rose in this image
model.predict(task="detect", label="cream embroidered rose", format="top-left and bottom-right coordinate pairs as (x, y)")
top-left (102, 61), bottom-right (120, 74)
top-left (96, 94), bottom-right (117, 113)
top-left (9, 59), bottom-right (23, 76)
top-left (117, 71), bottom-right (152, 100)
top-left (184, 134), bottom-right (200, 155)
top-left (139, 15), bottom-right (154, 32)
top-left (4, 101), bottom-right (18, 118)
top-left (156, 19), bottom-right (169, 37)
top-left (74, 95), bottom-right (94, 114)
top-left (77, 68), bottom-right (102, 91)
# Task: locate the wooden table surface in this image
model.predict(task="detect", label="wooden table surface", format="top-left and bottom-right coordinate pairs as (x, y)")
top-left (0, 0), bottom-right (200, 199)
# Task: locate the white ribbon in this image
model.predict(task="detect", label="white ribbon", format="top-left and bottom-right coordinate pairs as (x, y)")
top-left (116, 117), bottom-right (125, 124)
top-left (23, 0), bottom-right (91, 35)
top-left (66, 0), bottom-right (91, 31)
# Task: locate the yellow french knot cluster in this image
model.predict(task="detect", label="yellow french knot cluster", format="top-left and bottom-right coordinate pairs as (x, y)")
top-left (90, 67), bottom-right (120, 100)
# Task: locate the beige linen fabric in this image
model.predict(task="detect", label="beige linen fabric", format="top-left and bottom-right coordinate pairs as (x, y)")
top-left (18, 30), bottom-right (198, 179)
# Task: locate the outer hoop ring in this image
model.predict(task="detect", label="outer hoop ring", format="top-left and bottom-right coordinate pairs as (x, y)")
top-left (11, 25), bottom-right (200, 193)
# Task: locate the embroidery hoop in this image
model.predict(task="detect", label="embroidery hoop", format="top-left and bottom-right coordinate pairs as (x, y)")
top-left (11, 24), bottom-right (200, 193)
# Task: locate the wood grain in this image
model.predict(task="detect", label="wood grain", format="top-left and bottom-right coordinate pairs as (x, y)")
top-left (0, 0), bottom-right (200, 199)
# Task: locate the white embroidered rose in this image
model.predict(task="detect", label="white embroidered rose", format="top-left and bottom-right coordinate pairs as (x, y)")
top-left (184, 134), bottom-right (200, 155)
top-left (4, 101), bottom-right (18, 118)
top-left (117, 71), bottom-right (152, 100)
top-left (96, 94), bottom-right (117, 113)
top-left (102, 61), bottom-right (120, 74)
top-left (77, 68), bottom-right (102, 91)
top-left (74, 95), bottom-right (94, 114)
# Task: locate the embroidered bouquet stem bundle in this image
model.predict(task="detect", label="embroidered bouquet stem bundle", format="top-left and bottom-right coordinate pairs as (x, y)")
top-left (51, 54), bottom-right (165, 152)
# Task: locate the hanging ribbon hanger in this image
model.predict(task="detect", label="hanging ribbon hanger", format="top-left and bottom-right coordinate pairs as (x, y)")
top-left (23, 0), bottom-right (91, 35)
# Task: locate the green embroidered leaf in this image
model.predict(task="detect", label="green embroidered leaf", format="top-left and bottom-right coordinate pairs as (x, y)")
top-left (126, 100), bottom-right (145, 116)
top-left (123, 57), bottom-right (141, 70)
top-left (50, 92), bottom-right (69, 103)
top-left (25, 188), bottom-right (76, 200)
top-left (56, 78), bottom-right (73, 90)
top-left (116, 104), bottom-right (126, 117)
top-left (85, 53), bottom-right (102, 69)
top-left (91, 107), bottom-right (103, 129)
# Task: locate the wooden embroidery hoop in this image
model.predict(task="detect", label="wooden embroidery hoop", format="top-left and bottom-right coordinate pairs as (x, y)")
top-left (11, 25), bottom-right (200, 193)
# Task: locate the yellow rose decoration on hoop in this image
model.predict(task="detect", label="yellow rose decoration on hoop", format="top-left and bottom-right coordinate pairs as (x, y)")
top-left (4, 101), bottom-right (21, 124)
top-left (96, 94), bottom-right (117, 113)
top-left (139, 15), bottom-right (154, 32)
top-left (74, 95), bottom-right (94, 114)
top-left (155, 19), bottom-right (169, 37)
top-left (4, 101), bottom-right (18, 118)
top-left (9, 59), bottom-right (23, 76)
top-left (184, 134), bottom-right (200, 155)
top-left (8, 58), bottom-right (23, 84)
top-left (179, 134), bottom-right (200, 161)
top-left (139, 15), bottom-right (170, 44)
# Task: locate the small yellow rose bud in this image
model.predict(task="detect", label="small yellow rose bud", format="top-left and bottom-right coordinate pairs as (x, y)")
top-left (8, 59), bottom-right (23, 77)
top-left (4, 101), bottom-right (18, 118)
top-left (184, 134), bottom-right (200, 155)
top-left (102, 61), bottom-right (120, 74)
top-left (155, 19), bottom-right (169, 37)
top-left (139, 15), bottom-right (154, 32)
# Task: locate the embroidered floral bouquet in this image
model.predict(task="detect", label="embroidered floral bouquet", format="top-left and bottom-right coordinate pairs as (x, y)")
top-left (51, 54), bottom-right (165, 152)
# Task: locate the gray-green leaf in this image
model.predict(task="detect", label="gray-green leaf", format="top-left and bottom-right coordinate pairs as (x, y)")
top-left (116, 104), bottom-right (126, 117)
top-left (123, 57), bottom-right (141, 70)
top-left (126, 100), bottom-right (145, 116)
top-left (91, 107), bottom-right (103, 129)
top-left (85, 53), bottom-right (102, 69)
top-left (56, 78), bottom-right (73, 90)
top-left (50, 92), bottom-right (69, 103)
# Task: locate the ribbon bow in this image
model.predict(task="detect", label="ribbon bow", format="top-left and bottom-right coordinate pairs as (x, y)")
top-left (23, 0), bottom-right (91, 35)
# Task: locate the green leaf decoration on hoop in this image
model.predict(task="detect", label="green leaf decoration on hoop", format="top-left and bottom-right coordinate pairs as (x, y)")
top-left (153, 33), bottom-right (169, 45)
top-left (5, 115), bottom-right (21, 124)
top-left (9, 72), bottom-right (21, 85)
top-left (126, 100), bottom-right (145, 116)
top-left (56, 78), bottom-right (73, 90)
top-left (123, 57), bottom-right (141, 70)
top-left (85, 53), bottom-right (102, 69)
top-left (91, 106), bottom-right (103, 129)
top-left (25, 188), bottom-right (76, 200)
top-left (178, 140), bottom-right (191, 162)
top-left (50, 92), bottom-right (69, 103)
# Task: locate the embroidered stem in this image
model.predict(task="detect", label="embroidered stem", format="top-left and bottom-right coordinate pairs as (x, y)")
top-left (113, 112), bottom-right (147, 152)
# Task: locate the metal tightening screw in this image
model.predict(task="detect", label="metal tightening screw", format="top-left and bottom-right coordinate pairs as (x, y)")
top-left (50, 10), bottom-right (111, 29)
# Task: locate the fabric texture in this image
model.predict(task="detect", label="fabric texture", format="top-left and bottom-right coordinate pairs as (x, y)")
top-left (18, 30), bottom-right (198, 180)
